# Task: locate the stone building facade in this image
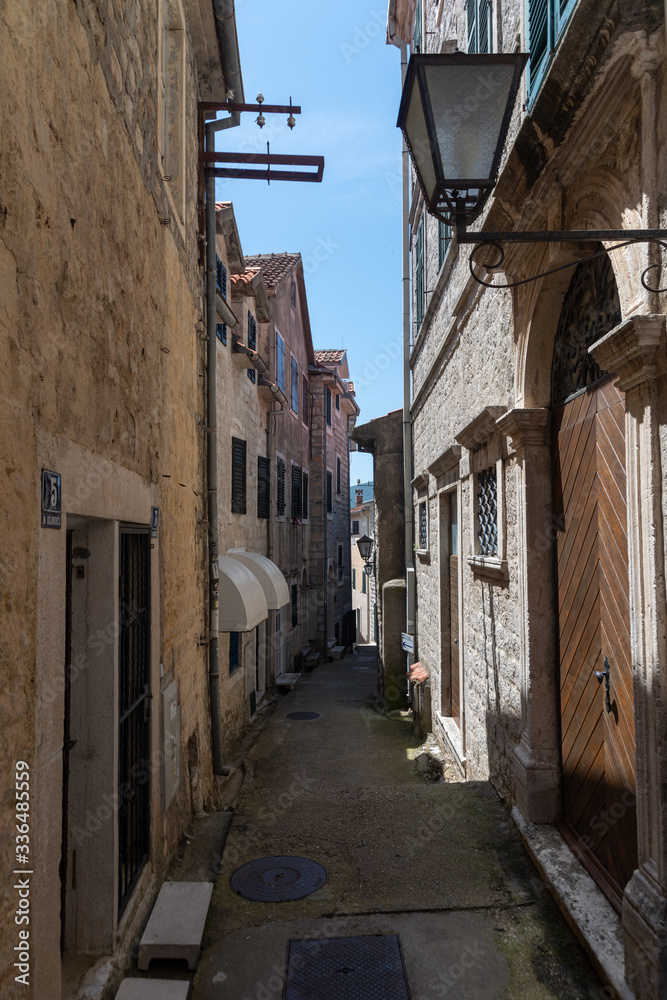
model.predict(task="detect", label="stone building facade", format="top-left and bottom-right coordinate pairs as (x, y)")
top-left (350, 484), bottom-right (375, 644)
top-left (0, 2), bottom-right (240, 997)
top-left (389, 0), bottom-right (667, 996)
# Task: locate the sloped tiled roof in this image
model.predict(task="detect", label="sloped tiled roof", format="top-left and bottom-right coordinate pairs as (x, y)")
top-left (230, 268), bottom-right (260, 287)
top-left (314, 349), bottom-right (346, 366)
top-left (243, 252), bottom-right (300, 288)
top-left (215, 201), bottom-right (232, 210)
top-left (342, 379), bottom-right (355, 394)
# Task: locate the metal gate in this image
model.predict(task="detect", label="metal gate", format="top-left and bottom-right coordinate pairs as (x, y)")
top-left (118, 528), bottom-right (151, 914)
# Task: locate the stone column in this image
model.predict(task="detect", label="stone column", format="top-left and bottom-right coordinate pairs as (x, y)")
top-left (590, 314), bottom-right (666, 1000)
top-left (496, 407), bottom-right (561, 824)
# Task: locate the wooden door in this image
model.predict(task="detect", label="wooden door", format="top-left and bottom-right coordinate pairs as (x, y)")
top-left (449, 492), bottom-right (460, 726)
top-left (553, 376), bottom-right (637, 901)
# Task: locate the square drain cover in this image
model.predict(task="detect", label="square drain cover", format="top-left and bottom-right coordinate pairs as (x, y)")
top-left (284, 934), bottom-right (410, 1000)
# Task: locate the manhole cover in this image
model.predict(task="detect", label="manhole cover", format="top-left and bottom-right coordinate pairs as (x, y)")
top-left (285, 711), bottom-right (320, 721)
top-left (230, 856), bottom-right (328, 902)
top-left (284, 935), bottom-right (410, 1000)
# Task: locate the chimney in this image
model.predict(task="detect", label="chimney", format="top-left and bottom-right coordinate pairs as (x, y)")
top-left (356, 488), bottom-right (364, 506)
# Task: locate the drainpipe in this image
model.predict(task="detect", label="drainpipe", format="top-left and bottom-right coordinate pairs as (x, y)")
top-left (322, 379), bottom-right (329, 658)
top-left (212, 0), bottom-right (244, 102)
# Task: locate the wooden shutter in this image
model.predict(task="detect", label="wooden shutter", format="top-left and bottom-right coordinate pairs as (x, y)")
top-left (291, 464), bottom-right (302, 518)
top-left (216, 256), bottom-right (227, 298)
top-left (276, 333), bottom-right (285, 391)
top-left (247, 312), bottom-right (257, 350)
top-left (231, 438), bottom-right (247, 514)
top-left (528, 0), bottom-right (550, 92)
top-left (276, 457), bottom-right (286, 516)
top-left (302, 471), bottom-right (309, 519)
top-left (326, 471), bottom-right (333, 513)
top-left (291, 357), bottom-right (299, 412)
top-left (336, 457), bottom-right (341, 495)
top-left (302, 375), bottom-right (309, 425)
top-left (326, 386), bottom-right (332, 425)
top-left (257, 456), bottom-right (270, 519)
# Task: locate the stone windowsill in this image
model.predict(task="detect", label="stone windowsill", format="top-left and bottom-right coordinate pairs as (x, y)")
top-left (415, 548), bottom-right (430, 559)
top-left (436, 713), bottom-right (466, 771)
top-left (467, 555), bottom-right (508, 581)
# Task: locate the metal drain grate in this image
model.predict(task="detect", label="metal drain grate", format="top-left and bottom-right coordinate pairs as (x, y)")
top-left (230, 856), bottom-right (328, 902)
top-left (284, 935), bottom-right (410, 1000)
top-left (285, 711), bottom-right (320, 721)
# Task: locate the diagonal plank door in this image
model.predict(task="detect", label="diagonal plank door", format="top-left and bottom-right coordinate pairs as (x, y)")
top-left (553, 377), bottom-right (637, 900)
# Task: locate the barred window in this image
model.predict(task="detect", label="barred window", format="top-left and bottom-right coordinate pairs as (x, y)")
top-left (478, 466), bottom-right (498, 556)
top-left (276, 457), bottom-right (286, 516)
top-left (418, 500), bottom-right (428, 550)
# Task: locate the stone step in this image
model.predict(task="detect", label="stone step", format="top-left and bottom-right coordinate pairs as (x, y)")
top-left (330, 645), bottom-right (346, 660)
top-left (275, 672), bottom-right (302, 690)
top-left (138, 881), bottom-right (213, 971)
top-left (116, 979), bottom-right (190, 1000)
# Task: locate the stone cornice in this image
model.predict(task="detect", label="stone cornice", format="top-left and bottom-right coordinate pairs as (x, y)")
top-left (456, 407), bottom-right (506, 450)
top-left (428, 444), bottom-right (461, 478)
top-left (589, 314), bottom-right (665, 392)
top-left (496, 409), bottom-right (549, 453)
top-left (411, 470), bottom-right (429, 492)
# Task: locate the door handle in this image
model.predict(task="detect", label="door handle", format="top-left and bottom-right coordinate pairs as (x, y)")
top-left (594, 655), bottom-right (612, 714)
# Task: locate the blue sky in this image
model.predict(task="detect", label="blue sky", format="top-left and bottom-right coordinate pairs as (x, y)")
top-left (222, 2), bottom-right (404, 484)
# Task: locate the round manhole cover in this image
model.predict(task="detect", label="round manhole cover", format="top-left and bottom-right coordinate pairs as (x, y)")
top-left (285, 711), bottom-right (320, 721)
top-left (230, 856), bottom-right (328, 902)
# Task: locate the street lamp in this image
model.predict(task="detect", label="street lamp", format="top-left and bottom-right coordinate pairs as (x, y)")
top-left (356, 534), bottom-right (374, 574)
top-left (397, 53), bottom-right (667, 291)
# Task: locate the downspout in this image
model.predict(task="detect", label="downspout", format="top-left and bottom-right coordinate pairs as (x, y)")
top-left (322, 380), bottom-right (328, 657)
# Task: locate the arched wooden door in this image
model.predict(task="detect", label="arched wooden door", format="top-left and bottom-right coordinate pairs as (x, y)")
top-left (551, 253), bottom-right (637, 905)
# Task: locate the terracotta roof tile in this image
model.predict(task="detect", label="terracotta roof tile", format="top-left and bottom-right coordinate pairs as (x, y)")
top-left (243, 252), bottom-right (301, 288)
top-left (342, 379), bottom-right (355, 394)
top-left (230, 268), bottom-right (260, 287)
top-left (215, 201), bottom-right (232, 209)
top-left (314, 349), bottom-right (346, 366)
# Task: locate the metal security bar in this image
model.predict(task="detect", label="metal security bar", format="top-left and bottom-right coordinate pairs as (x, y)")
top-left (118, 529), bottom-right (151, 914)
top-left (478, 467), bottom-right (498, 556)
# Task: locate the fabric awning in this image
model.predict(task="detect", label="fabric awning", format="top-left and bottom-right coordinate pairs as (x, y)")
top-left (218, 556), bottom-right (268, 632)
top-left (227, 549), bottom-right (290, 609)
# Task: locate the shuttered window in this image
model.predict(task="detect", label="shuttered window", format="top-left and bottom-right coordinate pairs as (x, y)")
top-left (276, 331), bottom-right (286, 392)
top-left (302, 471), bottom-right (309, 520)
top-left (247, 312), bottom-right (257, 384)
top-left (216, 256), bottom-right (227, 298)
top-left (438, 221), bottom-right (451, 270)
top-left (302, 375), bottom-right (309, 425)
top-left (229, 632), bottom-right (240, 674)
top-left (291, 357), bottom-right (299, 413)
top-left (216, 323), bottom-right (227, 345)
top-left (415, 217), bottom-right (425, 330)
top-left (291, 584), bottom-right (298, 627)
top-left (326, 471), bottom-right (333, 513)
top-left (527, 0), bottom-right (578, 101)
top-left (352, 520), bottom-right (359, 535)
top-left (467, 0), bottom-right (492, 53)
top-left (257, 456), bottom-right (270, 519)
top-left (276, 457), bottom-right (286, 516)
top-left (231, 438), bottom-right (247, 514)
top-left (352, 568), bottom-right (356, 590)
top-left (336, 457), bottom-right (341, 495)
top-left (291, 464), bottom-right (302, 518)
top-left (326, 386), bottom-right (332, 426)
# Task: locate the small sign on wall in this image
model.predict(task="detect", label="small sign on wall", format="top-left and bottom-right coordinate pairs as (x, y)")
top-left (151, 507), bottom-right (159, 538)
top-left (41, 469), bottom-right (61, 528)
top-left (401, 632), bottom-right (415, 653)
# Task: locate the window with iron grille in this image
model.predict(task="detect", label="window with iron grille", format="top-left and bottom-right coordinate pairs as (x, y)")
top-left (478, 465), bottom-right (498, 556)
top-left (231, 437), bottom-right (247, 514)
top-left (413, 0), bottom-right (422, 51)
top-left (467, 0), bottom-right (492, 53)
top-left (336, 457), bottom-right (341, 495)
top-left (418, 500), bottom-right (428, 550)
top-left (291, 584), bottom-right (298, 627)
top-left (326, 386), bottom-right (332, 426)
top-left (352, 519), bottom-right (359, 535)
top-left (527, 0), bottom-right (578, 100)
top-left (326, 471), bottom-right (333, 513)
top-left (302, 471), bottom-right (309, 520)
top-left (415, 217), bottom-right (425, 330)
top-left (216, 256), bottom-right (227, 298)
top-left (257, 456), bottom-right (270, 519)
top-left (291, 357), bottom-right (299, 413)
top-left (302, 375), bottom-right (309, 425)
top-left (276, 457), bottom-right (286, 516)
top-left (229, 632), bottom-right (240, 674)
top-left (276, 331), bottom-right (286, 392)
top-left (291, 463), bottom-right (302, 518)
top-left (247, 312), bottom-right (257, 383)
top-left (438, 220), bottom-right (451, 270)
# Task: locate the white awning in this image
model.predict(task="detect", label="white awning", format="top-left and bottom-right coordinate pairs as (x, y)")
top-left (218, 556), bottom-right (268, 632)
top-left (227, 549), bottom-right (290, 610)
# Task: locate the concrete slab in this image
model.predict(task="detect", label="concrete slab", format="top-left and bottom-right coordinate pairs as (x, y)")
top-left (116, 980), bottom-right (190, 1000)
top-left (330, 645), bottom-right (346, 660)
top-left (138, 881), bottom-right (213, 971)
top-left (275, 672), bottom-right (301, 689)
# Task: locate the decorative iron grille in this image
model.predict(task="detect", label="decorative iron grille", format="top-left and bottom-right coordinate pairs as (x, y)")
top-left (418, 501), bottom-right (428, 550)
top-left (478, 466), bottom-right (498, 556)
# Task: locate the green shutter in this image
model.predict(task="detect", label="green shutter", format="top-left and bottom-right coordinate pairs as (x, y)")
top-left (438, 220), bottom-right (451, 270)
top-left (231, 438), bottom-right (246, 514)
top-left (467, 0), bottom-right (477, 51)
top-left (528, 0), bottom-right (550, 93)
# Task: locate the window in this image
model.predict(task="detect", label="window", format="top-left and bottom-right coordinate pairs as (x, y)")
top-left (338, 543), bottom-right (343, 566)
top-left (302, 375), bottom-right (309, 425)
top-left (438, 221), bottom-right (451, 270)
top-left (326, 386), bottom-right (332, 426)
top-left (276, 331), bottom-right (286, 393)
top-left (291, 357), bottom-right (299, 413)
top-left (326, 471), bottom-right (333, 513)
top-left (352, 567), bottom-right (356, 590)
top-left (291, 584), bottom-right (298, 627)
top-left (415, 216), bottom-right (425, 330)
top-left (362, 570), bottom-right (367, 595)
top-left (231, 437), bottom-right (246, 515)
top-left (302, 471), bottom-right (309, 520)
top-left (247, 311), bottom-right (257, 384)
top-left (216, 323), bottom-right (227, 345)
top-left (527, 0), bottom-right (578, 100)
top-left (418, 500), bottom-right (428, 550)
top-left (257, 456), bottom-right (270, 519)
top-left (276, 457), bottom-right (286, 516)
top-left (413, 0), bottom-right (422, 52)
top-left (467, 0), bottom-right (492, 53)
top-left (229, 632), bottom-right (240, 674)
top-left (336, 457), bottom-right (342, 495)
top-left (216, 256), bottom-right (227, 298)
top-left (352, 519), bottom-right (359, 536)
top-left (335, 393), bottom-right (340, 411)
top-left (291, 463), bottom-right (302, 518)
top-left (477, 466), bottom-right (498, 556)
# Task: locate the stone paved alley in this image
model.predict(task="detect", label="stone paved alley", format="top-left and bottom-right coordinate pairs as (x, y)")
top-left (132, 648), bottom-right (610, 999)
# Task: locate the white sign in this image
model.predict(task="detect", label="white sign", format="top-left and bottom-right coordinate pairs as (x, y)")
top-left (401, 632), bottom-right (415, 653)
